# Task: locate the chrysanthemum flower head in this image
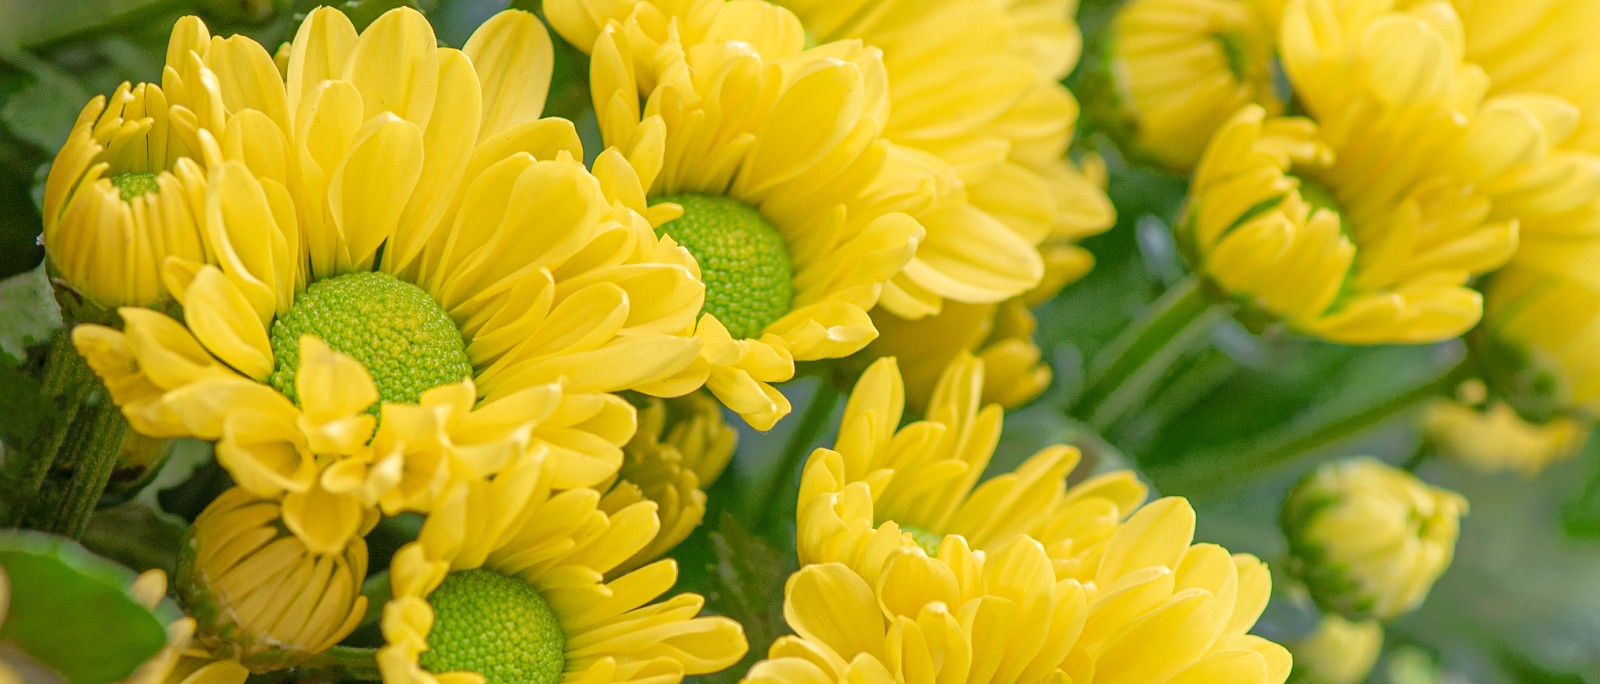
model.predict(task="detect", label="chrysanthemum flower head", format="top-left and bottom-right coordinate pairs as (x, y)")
top-left (1107, 0), bottom-right (1285, 171)
top-left (601, 392), bottom-right (737, 575)
top-left (1182, 0), bottom-right (1539, 344)
top-left (1282, 458), bottom-right (1467, 620)
top-left (175, 487), bottom-right (372, 672)
top-left (379, 453), bottom-right (747, 684)
top-left (68, 7), bottom-right (708, 549)
top-left (547, 0), bottom-right (927, 430)
top-left (42, 79), bottom-right (214, 313)
top-left (785, 355), bottom-right (1289, 681)
top-left (756, 504), bottom-right (1289, 682)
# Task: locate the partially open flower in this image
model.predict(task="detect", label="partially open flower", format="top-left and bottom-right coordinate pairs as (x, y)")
top-left (1288, 615), bottom-right (1383, 684)
top-left (176, 488), bottom-right (372, 672)
top-left (42, 80), bottom-right (213, 315)
top-left (1282, 458), bottom-right (1467, 620)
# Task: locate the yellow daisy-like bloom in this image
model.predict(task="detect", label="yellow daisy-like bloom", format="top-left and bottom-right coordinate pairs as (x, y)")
top-left (753, 508), bottom-right (1289, 683)
top-left (601, 392), bottom-right (736, 575)
top-left (1478, 247), bottom-right (1600, 421)
top-left (546, 0), bottom-right (925, 430)
top-left (769, 0), bottom-right (1113, 317)
top-left (379, 452), bottom-right (747, 684)
top-left (175, 487), bottom-right (372, 672)
top-left (42, 79), bottom-right (211, 312)
top-left (789, 355), bottom-right (1290, 681)
top-left (1183, 98), bottom-right (1514, 343)
top-left (1108, 0), bottom-right (1284, 171)
top-left (1287, 615), bottom-right (1382, 684)
top-left (1421, 380), bottom-right (1585, 477)
top-left (69, 8), bottom-right (706, 548)
top-left (1282, 458), bottom-right (1467, 621)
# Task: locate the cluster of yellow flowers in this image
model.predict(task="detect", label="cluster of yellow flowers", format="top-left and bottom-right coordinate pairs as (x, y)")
top-left (26, 1), bottom-right (1310, 682)
top-left (28, 0), bottom-right (1594, 680)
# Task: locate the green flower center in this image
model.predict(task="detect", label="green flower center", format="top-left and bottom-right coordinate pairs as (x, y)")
top-left (110, 172), bottom-right (160, 201)
top-left (1294, 175), bottom-right (1343, 220)
top-left (420, 569), bottom-right (565, 684)
top-left (268, 271), bottom-right (471, 409)
top-left (653, 194), bottom-right (793, 340)
top-left (900, 524), bottom-right (944, 556)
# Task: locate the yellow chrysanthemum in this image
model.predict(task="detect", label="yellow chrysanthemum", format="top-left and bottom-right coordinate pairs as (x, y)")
top-left (1287, 615), bottom-right (1382, 684)
top-left (1282, 458), bottom-right (1467, 621)
top-left (176, 487), bottom-right (372, 672)
top-left (1183, 100), bottom-right (1513, 343)
top-left (752, 507), bottom-right (1289, 683)
top-left (546, 0), bottom-right (926, 429)
top-left (68, 8), bottom-right (707, 549)
top-left (42, 80), bottom-right (212, 312)
top-left (1421, 380), bottom-right (1585, 477)
top-left (770, 0), bottom-right (1113, 315)
top-left (769, 0), bottom-right (1114, 409)
top-left (1478, 246), bottom-right (1600, 420)
top-left (601, 392), bottom-right (736, 574)
top-left (379, 453), bottom-right (747, 684)
top-left (1108, 0), bottom-right (1284, 171)
top-left (788, 355), bottom-right (1289, 681)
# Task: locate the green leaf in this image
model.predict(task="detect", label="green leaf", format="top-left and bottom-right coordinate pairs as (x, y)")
top-left (78, 502), bottom-right (187, 576)
top-left (0, 265), bottom-right (61, 361)
top-left (0, 530), bottom-right (171, 684)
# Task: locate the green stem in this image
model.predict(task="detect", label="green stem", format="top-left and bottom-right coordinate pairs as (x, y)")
top-left (1073, 276), bottom-right (1232, 431)
top-left (1152, 358), bottom-right (1469, 493)
top-left (754, 381), bottom-right (841, 532)
top-left (34, 397), bottom-right (127, 538)
top-left (3, 331), bottom-right (94, 526)
top-left (299, 645), bottom-right (382, 681)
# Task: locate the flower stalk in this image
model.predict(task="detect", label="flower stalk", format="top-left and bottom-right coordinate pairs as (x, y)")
top-left (1072, 275), bottom-right (1234, 431)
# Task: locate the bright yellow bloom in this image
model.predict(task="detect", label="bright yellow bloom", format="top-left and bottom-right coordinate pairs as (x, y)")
top-left (752, 506), bottom-right (1289, 683)
top-left (378, 453), bottom-right (747, 684)
top-left (769, 0), bottom-right (1112, 317)
top-left (69, 8), bottom-right (707, 549)
top-left (1439, 0), bottom-right (1600, 155)
top-left (1108, 0), bottom-right (1284, 171)
top-left (1182, 0), bottom-right (1534, 344)
top-left (546, 0), bottom-right (925, 429)
top-left (176, 487), bottom-right (372, 672)
top-left (1422, 381), bottom-right (1585, 476)
top-left (1288, 615), bottom-right (1382, 684)
top-left (789, 355), bottom-right (1289, 681)
top-left (42, 81), bottom-right (212, 312)
top-left (602, 392), bottom-right (737, 574)
top-left (866, 299), bottom-right (1053, 410)
top-left (1282, 458), bottom-right (1467, 620)
top-left (1479, 247), bottom-right (1600, 420)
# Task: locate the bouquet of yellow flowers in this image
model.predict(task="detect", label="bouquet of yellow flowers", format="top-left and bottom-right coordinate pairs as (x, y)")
top-left (0, 0), bottom-right (1596, 682)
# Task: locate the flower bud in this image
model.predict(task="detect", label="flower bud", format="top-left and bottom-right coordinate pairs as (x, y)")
top-left (175, 488), bottom-right (369, 673)
top-left (1288, 615), bottom-right (1382, 684)
top-left (1282, 458), bottom-right (1467, 620)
